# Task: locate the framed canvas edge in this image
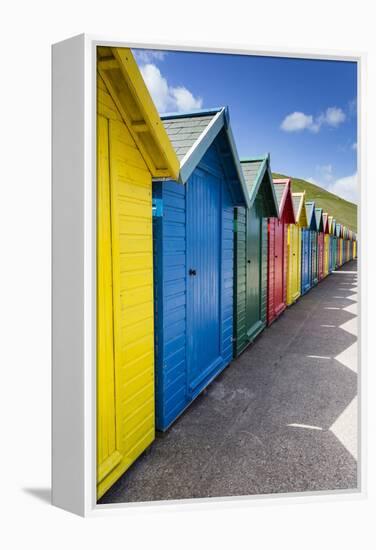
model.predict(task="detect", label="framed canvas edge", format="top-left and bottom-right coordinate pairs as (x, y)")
top-left (51, 33), bottom-right (366, 517)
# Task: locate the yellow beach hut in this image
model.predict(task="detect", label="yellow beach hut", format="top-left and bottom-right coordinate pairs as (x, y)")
top-left (322, 212), bottom-right (330, 277)
top-left (287, 192), bottom-right (308, 305)
top-left (96, 47), bottom-right (179, 499)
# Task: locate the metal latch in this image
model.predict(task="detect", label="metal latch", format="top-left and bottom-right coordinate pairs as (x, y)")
top-left (152, 198), bottom-right (163, 217)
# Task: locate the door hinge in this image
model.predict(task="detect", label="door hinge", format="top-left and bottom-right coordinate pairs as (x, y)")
top-left (152, 198), bottom-right (163, 217)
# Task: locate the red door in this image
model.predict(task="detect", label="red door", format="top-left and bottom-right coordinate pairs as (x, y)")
top-left (274, 218), bottom-right (284, 314)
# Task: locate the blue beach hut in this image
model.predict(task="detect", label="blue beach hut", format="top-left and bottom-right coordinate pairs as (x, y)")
top-left (302, 201), bottom-right (317, 294)
top-left (152, 107), bottom-right (250, 431)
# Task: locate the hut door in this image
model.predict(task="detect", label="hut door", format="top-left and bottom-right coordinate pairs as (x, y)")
top-left (311, 232), bottom-right (318, 281)
top-left (187, 168), bottom-right (221, 392)
top-left (246, 202), bottom-right (262, 334)
top-left (274, 219), bottom-right (284, 313)
top-left (290, 225), bottom-right (299, 297)
top-left (318, 234), bottom-right (323, 278)
top-left (302, 229), bottom-right (310, 290)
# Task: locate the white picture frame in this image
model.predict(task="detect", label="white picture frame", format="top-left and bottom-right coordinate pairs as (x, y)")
top-left (52, 33), bottom-right (365, 517)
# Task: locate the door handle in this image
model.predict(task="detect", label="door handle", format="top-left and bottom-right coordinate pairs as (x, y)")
top-left (189, 269), bottom-right (197, 276)
top-left (247, 259), bottom-right (251, 264)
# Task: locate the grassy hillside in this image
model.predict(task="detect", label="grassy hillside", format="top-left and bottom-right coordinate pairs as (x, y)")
top-left (273, 173), bottom-right (358, 232)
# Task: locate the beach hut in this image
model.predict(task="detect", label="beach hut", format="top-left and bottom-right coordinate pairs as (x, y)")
top-left (287, 192), bottom-right (308, 305)
top-left (233, 155), bottom-right (279, 357)
top-left (353, 235), bottom-right (357, 259)
top-left (301, 200), bottom-right (317, 294)
top-left (332, 217), bottom-right (338, 269)
top-left (322, 212), bottom-right (330, 277)
top-left (96, 47), bottom-right (180, 498)
top-left (153, 107), bottom-right (249, 431)
top-left (315, 207), bottom-right (324, 281)
top-left (341, 226), bottom-right (346, 265)
top-left (336, 223), bottom-right (343, 266)
top-left (328, 216), bottom-right (335, 272)
top-left (267, 179), bottom-right (295, 325)
top-left (306, 202), bottom-right (318, 286)
top-left (346, 230), bottom-right (351, 263)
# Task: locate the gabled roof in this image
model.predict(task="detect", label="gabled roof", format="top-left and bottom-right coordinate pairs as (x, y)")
top-left (315, 207), bottom-right (324, 232)
top-left (332, 218), bottom-right (336, 236)
top-left (272, 178), bottom-right (296, 223)
top-left (305, 201), bottom-right (317, 231)
top-left (97, 46), bottom-right (179, 180)
top-left (240, 154), bottom-right (279, 217)
top-left (161, 107), bottom-right (250, 208)
top-left (328, 215), bottom-right (334, 234)
top-left (292, 192), bottom-right (308, 227)
top-left (336, 223), bottom-right (342, 238)
top-left (322, 212), bottom-right (329, 233)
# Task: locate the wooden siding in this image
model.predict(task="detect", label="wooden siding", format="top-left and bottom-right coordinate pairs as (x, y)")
top-left (153, 142), bottom-right (235, 431)
top-left (97, 74), bottom-right (155, 499)
top-left (267, 219), bottom-right (275, 324)
top-left (261, 218), bottom-right (268, 324)
top-left (153, 181), bottom-right (187, 430)
top-left (234, 207), bottom-right (247, 355)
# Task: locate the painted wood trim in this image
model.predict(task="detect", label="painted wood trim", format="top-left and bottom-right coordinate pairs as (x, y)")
top-left (180, 110), bottom-right (225, 183)
top-left (112, 48), bottom-right (180, 180)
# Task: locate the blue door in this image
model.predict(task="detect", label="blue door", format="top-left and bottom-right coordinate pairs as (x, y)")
top-left (186, 168), bottom-right (222, 395)
top-left (301, 229), bottom-right (310, 294)
top-left (311, 231), bottom-right (318, 285)
top-left (329, 236), bottom-right (333, 272)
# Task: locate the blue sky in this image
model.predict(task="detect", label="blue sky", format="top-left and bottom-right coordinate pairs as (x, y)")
top-left (133, 49), bottom-right (358, 203)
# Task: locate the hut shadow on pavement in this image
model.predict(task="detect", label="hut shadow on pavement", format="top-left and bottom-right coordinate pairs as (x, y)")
top-left (99, 260), bottom-right (358, 504)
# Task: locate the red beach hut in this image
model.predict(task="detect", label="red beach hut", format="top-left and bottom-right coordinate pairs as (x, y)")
top-left (267, 178), bottom-right (296, 325)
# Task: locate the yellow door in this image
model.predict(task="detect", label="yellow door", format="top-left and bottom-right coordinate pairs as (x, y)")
top-left (97, 76), bottom-right (155, 499)
top-left (293, 225), bottom-right (300, 301)
top-left (287, 224), bottom-right (300, 305)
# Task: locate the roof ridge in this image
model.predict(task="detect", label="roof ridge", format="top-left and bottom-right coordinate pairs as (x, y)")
top-left (240, 154), bottom-right (270, 163)
top-left (161, 107), bottom-right (223, 120)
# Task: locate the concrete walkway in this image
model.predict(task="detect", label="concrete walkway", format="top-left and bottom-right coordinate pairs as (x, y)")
top-left (100, 260), bottom-right (358, 504)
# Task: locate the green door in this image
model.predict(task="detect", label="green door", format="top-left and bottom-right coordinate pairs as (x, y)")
top-left (246, 200), bottom-right (262, 339)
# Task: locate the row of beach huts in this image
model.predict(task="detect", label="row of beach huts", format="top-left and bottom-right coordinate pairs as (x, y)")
top-left (96, 47), bottom-right (357, 498)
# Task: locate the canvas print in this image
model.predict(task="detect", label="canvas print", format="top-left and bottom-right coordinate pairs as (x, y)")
top-left (96, 46), bottom-right (358, 504)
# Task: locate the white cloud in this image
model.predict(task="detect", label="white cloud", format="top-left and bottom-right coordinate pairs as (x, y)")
top-left (316, 164), bottom-right (334, 182)
top-left (324, 107), bottom-right (346, 127)
top-left (169, 86), bottom-right (202, 111)
top-left (281, 106), bottom-right (346, 133)
top-left (133, 49), bottom-right (167, 64)
top-left (140, 64), bottom-right (170, 111)
top-left (329, 173), bottom-right (358, 203)
top-left (307, 173), bottom-right (358, 204)
top-left (140, 63), bottom-right (203, 113)
top-left (280, 112), bottom-right (314, 132)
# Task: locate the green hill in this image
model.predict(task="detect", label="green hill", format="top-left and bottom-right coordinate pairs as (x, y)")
top-left (273, 173), bottom-right (358, 233)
